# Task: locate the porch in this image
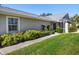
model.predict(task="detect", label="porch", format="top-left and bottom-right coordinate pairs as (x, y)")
top-left (51, 21), bottom-right (69, 33)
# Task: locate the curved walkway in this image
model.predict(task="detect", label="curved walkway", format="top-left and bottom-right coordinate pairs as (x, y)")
top-left (0, 33), bottom-right (60, 55)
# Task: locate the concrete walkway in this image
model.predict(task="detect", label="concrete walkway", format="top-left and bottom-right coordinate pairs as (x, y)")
top-left (0, 33), bottom-right (60, 55)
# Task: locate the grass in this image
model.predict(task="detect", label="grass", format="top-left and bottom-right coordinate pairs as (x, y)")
top-left (8, 33), bottom-right (79, 55)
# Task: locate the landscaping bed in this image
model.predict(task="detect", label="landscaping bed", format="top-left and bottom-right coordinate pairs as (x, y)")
top-left (8, 33), bottom-right (79, 55)
top-left (0, 30), bottom-right (54, 48)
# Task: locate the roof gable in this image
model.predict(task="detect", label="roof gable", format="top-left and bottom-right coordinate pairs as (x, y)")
top-left (45, 13), bottom-right (70, 22)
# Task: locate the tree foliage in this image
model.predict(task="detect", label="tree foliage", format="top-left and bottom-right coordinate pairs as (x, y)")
top-left (40, 13), bottom-right (52, 16)
top-left (71, 14), bottom-right (79, 23)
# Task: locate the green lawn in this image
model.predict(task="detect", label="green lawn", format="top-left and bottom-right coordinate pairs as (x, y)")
top-left (8, 33), bottom-right (79, 55)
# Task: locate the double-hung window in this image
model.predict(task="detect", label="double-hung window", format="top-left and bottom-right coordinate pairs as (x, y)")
top-left (7, 17), bottom-right (20, 33)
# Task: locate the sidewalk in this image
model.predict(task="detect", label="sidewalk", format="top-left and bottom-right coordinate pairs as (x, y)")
top-left (0, 33), bottom-right (60, 55)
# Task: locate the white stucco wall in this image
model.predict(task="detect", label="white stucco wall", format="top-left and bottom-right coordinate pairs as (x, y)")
top-left (0, 14), bottom-right (6, 34)
top-left (20, 17), bottom-right (51, 32)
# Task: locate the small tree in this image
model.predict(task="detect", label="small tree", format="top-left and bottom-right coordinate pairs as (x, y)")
top-left (47, 25), bottom-right (50, 31)
top-left (41, 25), bottom-right (45, 31)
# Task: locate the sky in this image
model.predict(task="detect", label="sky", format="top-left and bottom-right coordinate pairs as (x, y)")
top-left (2, 4), bottom-right (79, 17)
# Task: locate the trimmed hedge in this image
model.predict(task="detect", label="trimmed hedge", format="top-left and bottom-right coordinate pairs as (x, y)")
top-left (56, 27), bottom-right (63, 33)
top-left (0, 30), bottom-right (53, 47)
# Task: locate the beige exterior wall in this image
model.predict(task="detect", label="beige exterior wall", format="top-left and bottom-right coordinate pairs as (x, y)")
top-left (0, 14), bottom-right (6, 34)
top-left (20, 17), bottom-right (51, 32)
top-left (0, 14), bottom-right (51, 34)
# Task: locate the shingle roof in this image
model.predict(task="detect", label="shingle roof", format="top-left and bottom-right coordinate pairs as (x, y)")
top-left (0, 6), bottom-right (69, 22)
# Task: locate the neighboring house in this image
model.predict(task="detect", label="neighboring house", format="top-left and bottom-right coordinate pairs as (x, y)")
top-left (0, 6), bottom-right (70, 34)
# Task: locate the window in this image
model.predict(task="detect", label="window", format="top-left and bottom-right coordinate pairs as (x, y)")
top-left (8, 18), bottom-right (18, 32)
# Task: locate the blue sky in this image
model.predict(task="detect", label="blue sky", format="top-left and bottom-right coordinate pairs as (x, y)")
top-left (2, 4), bottom-right (79, 17)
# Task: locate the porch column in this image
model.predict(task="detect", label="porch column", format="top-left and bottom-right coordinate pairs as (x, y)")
top-left (65, 21), bottom-right (68, 33)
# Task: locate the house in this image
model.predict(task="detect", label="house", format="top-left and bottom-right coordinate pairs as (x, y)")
top-left (0, 6), bottom-right (70, 34)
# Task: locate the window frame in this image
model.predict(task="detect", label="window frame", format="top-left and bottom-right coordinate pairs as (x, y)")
top-left (6, 16), bottom-right (20, 33)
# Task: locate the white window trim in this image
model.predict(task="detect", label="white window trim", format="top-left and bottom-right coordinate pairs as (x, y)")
top-left (6, 16), bottom-right (20, 33)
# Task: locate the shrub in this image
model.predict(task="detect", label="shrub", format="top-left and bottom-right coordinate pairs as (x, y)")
top-left (69, 23), bottom-right (77, 32)
top-left (49, 30), bottom-right (55, 34)
top-left (23, 30), bottom-right (34, 40)
top-left (1, 34), bottom-right (14, 46)
top-left (11, 32), bottom-right (24, 43)
top-left (56, 27), bottom-right (63, 33)
top-left (41, 25), bottom-right (45, 31)
top-left (1, 33), bottom-right (24, 47)
top-left (0, 35), bottom-right (3, 46)
top-left (69, 26), bottom-right (77, 32)
top-left (23, 30), bottom-right (49, 40)
top-left (0, 30), bottom-right (51, 47)
top-left (47, 25), bottom-right (50, 31)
